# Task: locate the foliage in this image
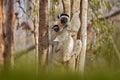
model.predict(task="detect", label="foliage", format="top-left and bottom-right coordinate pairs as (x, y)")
top-left (0, 62), bottom-right (120, 80)
top-left (87, 0), bottom-right (118, 65)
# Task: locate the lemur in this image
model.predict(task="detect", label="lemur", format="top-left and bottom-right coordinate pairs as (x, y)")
top-left (51, 19), bottom-right (74, 64)
top-left (51, 13), bottom-right (82, 70)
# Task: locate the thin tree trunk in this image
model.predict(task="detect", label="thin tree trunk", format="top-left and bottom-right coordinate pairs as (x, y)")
top-left (39, 0), bottom-right (49, 67)
top-left (0, 0), bottom-right (4, 68)
top-left (62, 0), bottom-right (71, 17)
top-left (77, 0), bottom-right (88, 73)
top-left (3, 0), bottom-right (14, 69)
top-left (71, 0), bottom-right (81, 16)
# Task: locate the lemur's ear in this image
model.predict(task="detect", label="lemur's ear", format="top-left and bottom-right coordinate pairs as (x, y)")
top-left (52, 25), bottom-right (60, 32)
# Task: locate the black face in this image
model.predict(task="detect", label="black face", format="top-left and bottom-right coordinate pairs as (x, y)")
top-left (60, 17), bottom-right (68, 24)
top-left (52, 25), bottom-right (59, 32)
top-left (58, 14), bottom-right (69, 24)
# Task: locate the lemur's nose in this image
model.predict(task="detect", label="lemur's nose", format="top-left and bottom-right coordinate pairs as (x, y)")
top-left (52, 25), bottom-right (60, 32)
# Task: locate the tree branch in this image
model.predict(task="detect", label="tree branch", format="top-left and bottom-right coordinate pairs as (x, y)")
top-left (99, 8), bottom-right (120, 20)
top-left (14, 44), bottom-right (35, 60)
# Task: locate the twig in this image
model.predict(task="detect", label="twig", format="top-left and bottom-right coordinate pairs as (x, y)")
top-left (110, 36), bottom-right (120, 61)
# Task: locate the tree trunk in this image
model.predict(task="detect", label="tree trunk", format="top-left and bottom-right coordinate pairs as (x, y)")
top-left (62, 0), bottom-right (71, 17)
top-left (77, 0), bottom-right (88, 73)
top-left (3, 0), bottom-right (14, 69)
top-left (39, 0), bottom-right (49, 67)
top-left (0, 0), bottom-right (4, 69)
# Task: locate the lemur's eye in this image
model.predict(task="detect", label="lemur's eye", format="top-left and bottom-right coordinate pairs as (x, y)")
top-left (52, 25), bottom-right (59, 32)
top-left (60, 17), bottom-right (68, 24)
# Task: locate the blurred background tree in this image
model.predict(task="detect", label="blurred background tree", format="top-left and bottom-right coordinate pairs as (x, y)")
top-left (86, 0), bottom-right (120, 70)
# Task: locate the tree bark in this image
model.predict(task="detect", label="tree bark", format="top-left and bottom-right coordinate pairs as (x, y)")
top-left (77, 0), bottom-right (88, 73)
top-left (0, 0), bottom-right (4, 69)
top-left (3, 0), bottom-right (14, 69)
top-left (39, 0), bottom-right (49, 67)
top-left (62, 0), bottom-right (71, 17)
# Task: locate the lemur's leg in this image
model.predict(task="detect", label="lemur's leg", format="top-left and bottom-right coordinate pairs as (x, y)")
top-left (73, 40), bottom-right (82, 58)
top-left (67, 39), bottom-right (82, 70)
